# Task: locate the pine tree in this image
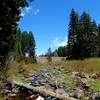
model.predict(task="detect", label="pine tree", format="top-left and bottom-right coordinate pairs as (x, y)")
top-left (98, 24), bottom-right (100, 57)
top-left (29, 31), bottom-right (36, 58)
top-left (21, 31), bottom-right (29, 55)
top-left (91, 20), bottom-right (98, 57)
top-left (14, 28), bottom-right (22, 55)
top-left (0, 0), bottom-right (32, 66)
top-left (67, 8), bottom-right (79, 59)
top-left (79, 12), bottom-right (92, 58)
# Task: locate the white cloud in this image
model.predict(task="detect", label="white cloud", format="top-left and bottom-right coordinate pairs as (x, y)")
top-left (20, 7), bottom-right (40, 17)
top-left (50, 37), bottom-right (67, 50)
top-left (20, 6), bottom-right (32, 17)
top-left (25, 6), bottom-right (32, 13)
top-left (59, 36), bottom-right (67, 47)
top-left (34, 9), bottom-right (40, 15)
top-left (20, 12), bottom-right (25, 17)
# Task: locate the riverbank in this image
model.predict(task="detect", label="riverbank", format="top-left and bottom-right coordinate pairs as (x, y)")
top-left (0, 58), bottom-right (100, 100)
top-left (1, 66), bottom-right (100, 100)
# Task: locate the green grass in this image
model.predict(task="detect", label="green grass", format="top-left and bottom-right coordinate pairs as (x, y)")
top-left (81, 95), bottom-right (88, 100)
top-left (63, 74), bottom-right (76, 88)
top-left (12, 75), bottom-right (26, 83)
top-left (61, 69), bottom-right (76, 89)
top-left (87, 79), bottom-right (100, 92)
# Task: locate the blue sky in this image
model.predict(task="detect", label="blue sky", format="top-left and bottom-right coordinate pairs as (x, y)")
top-left (19, 0), bottom-right (100, 56)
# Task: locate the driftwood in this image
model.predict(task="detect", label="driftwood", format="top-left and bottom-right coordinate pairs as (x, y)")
top-left (12, 81), bottom-right (77, 100)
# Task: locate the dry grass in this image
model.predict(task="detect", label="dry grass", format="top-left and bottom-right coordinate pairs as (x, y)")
top-left (50, 58), bottom-right (100, 73)
top-left (7, 57), bottom-right (100, 80)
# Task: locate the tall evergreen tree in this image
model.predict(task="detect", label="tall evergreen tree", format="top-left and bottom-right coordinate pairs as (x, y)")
top-left (14, 28), bottom-right (22, 55)
top-left (0, 0), bottom-right (33, 66)
top-left (67, 10), bottom-right (100, 59)
top-left (21, 31), bottom-right (29, 55)
top-left (29, 32), bottom-right (36, 58)
top-left (98, 24), bottom-right (100, 57)
top-left (79, 12), bottom-right (92, 58)
top-left (91, 20), bottom-right (98, 57)
top-left (67, 8), bottom-right (79, 59)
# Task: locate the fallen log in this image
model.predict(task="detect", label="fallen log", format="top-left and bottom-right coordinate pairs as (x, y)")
top-left (12, 80), bottom-right (77, 100)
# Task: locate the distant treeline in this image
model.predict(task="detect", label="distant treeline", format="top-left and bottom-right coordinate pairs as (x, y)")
top-left (41, 46), bottom-right (67, 57)
top-left (44, 9), bottom-right (100, 59)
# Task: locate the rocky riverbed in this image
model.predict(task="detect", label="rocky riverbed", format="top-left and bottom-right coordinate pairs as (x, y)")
top-left (0, 67), bottom-right (100, 100)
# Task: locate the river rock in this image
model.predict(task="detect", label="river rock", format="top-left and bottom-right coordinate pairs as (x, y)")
top-left (91, 72), bottom-right (100, 79)
top-left (69, 88), bottom-right (83, 99)
top-left (45, 96), bottom-right (52, 100)
top-left (28, 68), bottom-right (52, 86)
top-left (56, 88), bottom-right (67, 96)
top-left (93, 92), bottom-right (100, 100)
top-left (36, 96), bottom-right (44, 100)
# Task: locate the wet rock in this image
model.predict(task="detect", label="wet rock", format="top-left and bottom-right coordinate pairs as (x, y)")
top-left (45, 96), bottom-right (52, 100)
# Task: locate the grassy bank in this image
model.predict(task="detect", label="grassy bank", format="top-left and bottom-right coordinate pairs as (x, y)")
top-left (7, 58), bottom-right (100, 79)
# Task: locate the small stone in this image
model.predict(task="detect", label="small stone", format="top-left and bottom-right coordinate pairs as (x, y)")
top-left (45, 96), bottom-right (52, 100)
top-left (36, 96), bottom-right (44, 100)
